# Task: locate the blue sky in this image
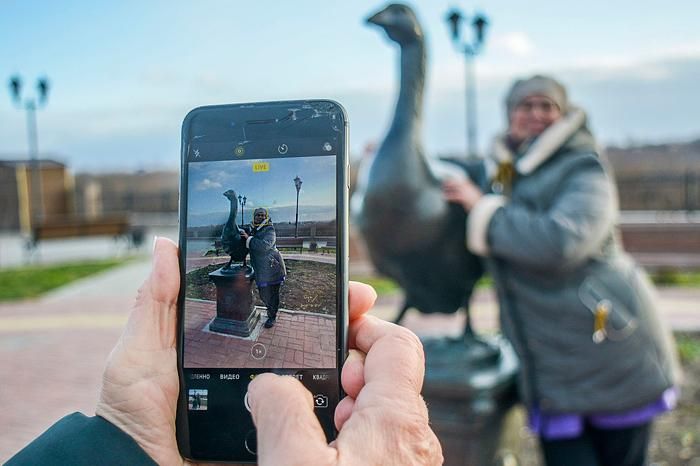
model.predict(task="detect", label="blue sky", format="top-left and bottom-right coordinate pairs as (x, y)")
top-left (187, 155), bottom-right (336, 226)
top-left (1, 1), bottom-right (699, 171)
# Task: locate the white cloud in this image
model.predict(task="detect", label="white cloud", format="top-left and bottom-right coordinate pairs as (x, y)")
top-left (196, 178), bottom-right (223, 191)
top-left (491, 32), bottom-right (535, 58)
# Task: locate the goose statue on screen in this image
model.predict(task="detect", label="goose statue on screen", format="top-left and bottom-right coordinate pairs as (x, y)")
top-left (221, 189), bottom-right (249, 270)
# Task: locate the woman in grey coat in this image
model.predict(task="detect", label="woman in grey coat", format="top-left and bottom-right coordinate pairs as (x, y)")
top-left (241, 207), bottom-right (286, 328)
top-left (443, 75), bottom-right (680, 466)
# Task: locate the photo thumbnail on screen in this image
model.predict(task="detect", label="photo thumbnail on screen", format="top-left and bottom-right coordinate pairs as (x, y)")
top-left (188, 389), bottom-right (208, 411)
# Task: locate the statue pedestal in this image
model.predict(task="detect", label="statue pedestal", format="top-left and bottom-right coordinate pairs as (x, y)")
top-left (208, 265), bottom-right (259, 337)
top-left (421, 335), bottom-right (522, 466)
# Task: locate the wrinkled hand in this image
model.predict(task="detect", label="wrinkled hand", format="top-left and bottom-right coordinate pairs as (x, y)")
top-left (443, 177), bottom-right (483, 211)
top-left (96, 237), bottom-right (183, 465)
top-left (248, 283), bottom-right (442, 465)
top-left (97, 237), bottom-right (442, 466)
top-left (248, 287), bottom-right (443, 466)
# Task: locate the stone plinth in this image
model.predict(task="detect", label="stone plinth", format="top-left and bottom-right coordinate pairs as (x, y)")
top-left (208, 265), bottom-right (259, 337)
top-left (421, 335), bottom-right (522, 466)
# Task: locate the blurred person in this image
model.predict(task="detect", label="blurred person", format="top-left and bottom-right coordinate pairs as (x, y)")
top-left (443, 75), bottom-right (681, 466)
top-left (7, 238), bottom-right (442, 466)
top-left (240, 207), bottom-right (286, 328)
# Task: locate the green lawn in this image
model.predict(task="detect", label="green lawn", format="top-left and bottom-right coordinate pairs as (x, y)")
top-left (349, 274), bottom-right (493, 296)
top-left (676, 332), bottom-right (700, 364)
top-left (0, 258), bottom-right (127, 302)
top-left (351, 271), bottom-right (700, 297)
top-left (650, 270), bottom-right (700, 287)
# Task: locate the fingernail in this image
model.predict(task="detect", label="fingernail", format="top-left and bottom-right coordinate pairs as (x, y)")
top-left (346, 349), bottom-right (365, 364)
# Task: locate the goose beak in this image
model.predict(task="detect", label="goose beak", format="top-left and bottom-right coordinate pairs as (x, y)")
top-left (366, 10), bottom-right (387, 26)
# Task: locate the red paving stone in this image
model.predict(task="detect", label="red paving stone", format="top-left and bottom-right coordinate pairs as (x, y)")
top-left (1, 276), bottom-right (698, 462)
top-left (184, 298), bottom-right (336, 369)
top-left (0, 296), bottom-right (131, 463)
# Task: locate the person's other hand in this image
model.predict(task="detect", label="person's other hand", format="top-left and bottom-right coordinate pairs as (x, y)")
top-left (96, 237), bottom-right (183, 465)
top-left (443, 177), bottom-right (483, 211)
top-left (247, 284), bottom-right (443, 466)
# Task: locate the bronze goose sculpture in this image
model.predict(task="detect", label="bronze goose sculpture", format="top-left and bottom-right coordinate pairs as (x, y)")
top-left (221, 189), bottom-right (249, 269)
top-left (354, 3), bottom-right (485, 335)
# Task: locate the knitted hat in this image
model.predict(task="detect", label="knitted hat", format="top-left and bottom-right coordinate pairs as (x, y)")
top-left (506, 75), bottom-right (568, 115)
top-left (252, 207), bottom-right (272, 228)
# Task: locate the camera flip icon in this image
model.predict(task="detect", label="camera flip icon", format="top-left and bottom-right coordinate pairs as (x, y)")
top-left (313, 394), bottom-right (329, 409)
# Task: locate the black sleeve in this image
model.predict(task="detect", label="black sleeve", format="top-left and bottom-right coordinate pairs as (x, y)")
top-left (6, 412), bottom-right (157, 466)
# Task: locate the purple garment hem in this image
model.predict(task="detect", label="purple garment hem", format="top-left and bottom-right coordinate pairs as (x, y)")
top-left (529, 387), bottom-right (678, 440)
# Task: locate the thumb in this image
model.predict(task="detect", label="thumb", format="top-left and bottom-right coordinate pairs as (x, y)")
top-left (122, 236), bottom-right (180, 351)
top-left (248, 374), bottom-right (336, 465)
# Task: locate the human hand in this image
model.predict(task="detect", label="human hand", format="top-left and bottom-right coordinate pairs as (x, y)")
top-left (239, 229), bottom-right (249, 240)
top-left (442, 177), bottom-right (483, 211)
top-left (97, 237), bottom-right (441, 465)
top-left (247, 284), bottom-right (443, 465)
top-left (96, 237), bottom-right (183, 465)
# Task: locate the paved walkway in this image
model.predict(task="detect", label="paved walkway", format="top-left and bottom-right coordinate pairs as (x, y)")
top-left (184, 299), bottom-right (336, 369)
top-left (371, 286), bottom-right (700, 338)
top-left (0, 259), bottom-right (149, 462)
top-left (1, 257), bottom-right (699, 462)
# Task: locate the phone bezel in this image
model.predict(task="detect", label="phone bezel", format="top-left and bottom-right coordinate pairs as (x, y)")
top-left (175, 100), bottom-right (349, 463)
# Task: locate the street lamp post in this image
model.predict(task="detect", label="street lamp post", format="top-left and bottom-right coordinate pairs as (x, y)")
top-left (238, 195), bottom-right (247, 227)
top-left (446, 9), bottom-right (488, 160)
top-left (293, 176), bottom-right (302, 238)
top-left (8, 75), bottom-right (50, 224)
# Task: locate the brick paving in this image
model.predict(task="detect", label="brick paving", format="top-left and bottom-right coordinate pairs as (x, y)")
top-left (0, 296), bottom-right (131, 463)
top-left (2, 256), bottom-right (700, 462)
top-left (184, 298), bottom-right (336, 369)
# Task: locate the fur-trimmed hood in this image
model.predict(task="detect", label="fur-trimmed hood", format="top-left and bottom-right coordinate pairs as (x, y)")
top-left (486, 107), bottom-right (600, 180)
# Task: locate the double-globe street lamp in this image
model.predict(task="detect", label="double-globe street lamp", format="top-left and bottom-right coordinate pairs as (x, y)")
top-left (445, 9), bottom-right (488, 160)
top-left (8, 75), bottom-right (50, 223)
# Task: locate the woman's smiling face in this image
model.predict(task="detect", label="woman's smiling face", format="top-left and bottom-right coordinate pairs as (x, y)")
top-left (513, 95), bottom-right (562, 138)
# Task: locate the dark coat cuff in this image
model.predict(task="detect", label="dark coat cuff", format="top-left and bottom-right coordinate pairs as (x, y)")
top-left (6, 412), bottom-right (157, 466)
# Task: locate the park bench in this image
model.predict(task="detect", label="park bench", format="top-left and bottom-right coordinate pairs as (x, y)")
top-left (619, 221), bottom-right (700, 271)
top-left (29, 214), bottom-right (145, 248)
top-left (276, 237), bottom-right (306, 253)
top-left (277, 236), bottom-right (336, 253)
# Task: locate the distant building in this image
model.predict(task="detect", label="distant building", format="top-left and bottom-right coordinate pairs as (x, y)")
top-left (0, 158), bottom-right (73, 232)
top-left (607, 140), bottom-right (700, 211)
top-left (73, 170), bottom-right (178, 216)
top-left (436, 138), bottom-right (700, 211)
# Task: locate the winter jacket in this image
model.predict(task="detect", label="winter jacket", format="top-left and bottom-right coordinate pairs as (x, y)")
top-left (467, 108), bottom-right (681, 413)
top-left (246, 224), bottom-right (286, 287)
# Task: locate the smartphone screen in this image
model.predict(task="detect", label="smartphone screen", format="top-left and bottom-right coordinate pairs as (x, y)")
top-left (176, 101), bottom-right (348, 462)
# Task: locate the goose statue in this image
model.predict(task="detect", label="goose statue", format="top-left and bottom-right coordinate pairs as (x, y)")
top-left (354, 4), bottom-right (485, 335)
top-left (355, 11), bottom-right (522, 458)
top-left (221, 189), bottom-right (249, 270)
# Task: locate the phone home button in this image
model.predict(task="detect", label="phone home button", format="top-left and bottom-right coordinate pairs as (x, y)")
top-left (244, 429), bottom-right (257, 455)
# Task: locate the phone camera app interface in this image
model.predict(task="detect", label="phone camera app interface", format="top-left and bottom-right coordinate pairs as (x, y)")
top-left (184, 155), bottom-right (337, 370)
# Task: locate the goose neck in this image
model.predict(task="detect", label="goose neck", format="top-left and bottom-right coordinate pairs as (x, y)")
top-left (390, 40), bottom-right (425, 134)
